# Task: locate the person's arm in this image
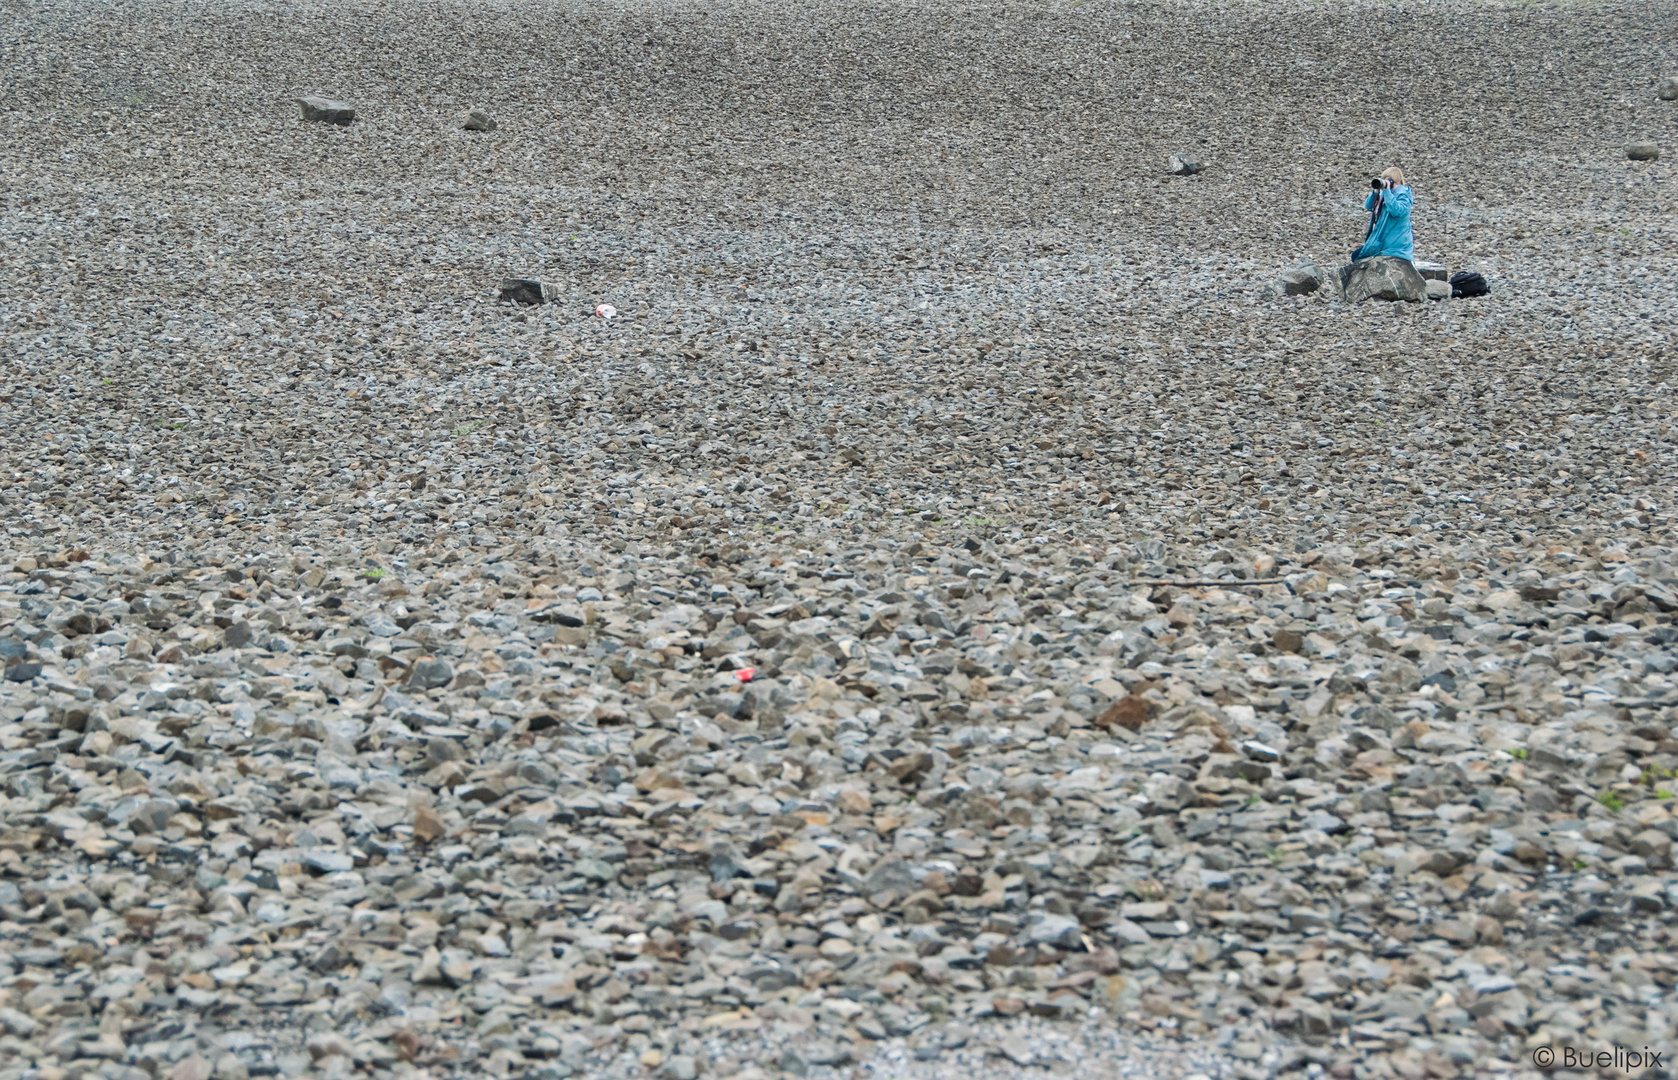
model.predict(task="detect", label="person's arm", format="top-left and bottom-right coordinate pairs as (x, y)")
top-left (1382, 186), bottom-right (1412, 220)
top-left (1364, 191), bottom-right (1379, 212)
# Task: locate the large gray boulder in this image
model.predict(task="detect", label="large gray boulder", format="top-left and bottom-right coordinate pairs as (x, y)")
top-left (298, 96), bottom-right (355, 126)
top-left (1413, 260), bottom-right (1449, 281)
top-left (461, 109), bottom-right (497, 132)
top-left (1658, 76), bottom-right (1678, 101)
top-left (1626, 142), bottom-right (1660, 161)
top-left (1339, 256), bottom-right (1425, 303)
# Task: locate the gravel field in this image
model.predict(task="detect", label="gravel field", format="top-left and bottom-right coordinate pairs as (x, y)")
top-left (4, 0), bottom-right (1678, 1078)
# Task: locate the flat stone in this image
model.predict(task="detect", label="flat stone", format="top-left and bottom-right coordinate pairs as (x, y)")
top-left (297, 96), bottom-right (354, 126)
top-left (461, 109), bottom-right (497, 132)
top-left (1626, 142), bottom-right (1660, 161)
top-left (1025, 912), bottom-right (1083, 948)
top-left (996, 1037), bottom-right (1037, 1066)
top-left (302, 849), bottom-right (355, 874)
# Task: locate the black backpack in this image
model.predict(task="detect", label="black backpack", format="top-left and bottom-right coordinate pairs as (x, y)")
top-left (1450, 271), bottom-right (1489, 298)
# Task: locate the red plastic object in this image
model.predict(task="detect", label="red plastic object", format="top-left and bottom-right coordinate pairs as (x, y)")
top-left (736, 668), bottom-right (756, 683)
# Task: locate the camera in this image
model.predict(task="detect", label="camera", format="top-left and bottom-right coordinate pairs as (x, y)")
top-left (1371, 177), bottom-right (1387, 190)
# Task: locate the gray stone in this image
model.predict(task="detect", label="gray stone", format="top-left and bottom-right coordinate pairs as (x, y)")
top-left (1658, 76), bottom-right (1678, 101)
top-left (407, 658), bottom-right (454, 691)
top-left (1024, 912), bottom-right (1084, 948)
top-left (303, 850), bottom-right (355, 874)
top-left (708, 850), bottom-right (743, 882)
top-left (1277, 263), bottom-right (1323, 296)
top-left (997, 1038), bottom-right (1037, 1067)
top-left (1111, 918), bottom-right (1151, 944)
top-left (749, 966), bottom-right (799, 991)
top-left (461, 109), bottom-right (497, 132)
top-left (1626, 142), bottom-right (1660, 161)
top-left (1631, 828), bottom-right (1672, 860)
top-left (1167, 154), bottom-right (1201, 176)
top-left (805, 1044), bottom-right (850, 1067)
top-left (864, 857), bottom-right (916, 898)
top-left (224, 621), bottom-right (254, 649)
top-left (1339, 256), bottom-right (1426, 303)
top-left (3, 661), bottom-right (41, 682)
top-left (499, 277), bottom-right (557, 305)
top-left (1426, 279), bottom-right (1451, 301)
top-left (297, 96), bottom-right (354, 126)
top-left (128, 799), bottom-right (176, 834)
top-left (662, 1055), bottom-right (697, 1080)
top-left (1413, 260), bottom-right (1449, 281)
top-left (362, 611), bottom-right (400, 637)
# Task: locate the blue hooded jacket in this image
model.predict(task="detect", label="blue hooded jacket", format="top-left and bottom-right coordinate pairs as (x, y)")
top-left (1353, 185), bottom-right (1414, 262)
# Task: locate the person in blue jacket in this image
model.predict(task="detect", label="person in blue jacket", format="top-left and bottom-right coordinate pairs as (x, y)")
top-left (1351, 166), bottom-right (1413, 262)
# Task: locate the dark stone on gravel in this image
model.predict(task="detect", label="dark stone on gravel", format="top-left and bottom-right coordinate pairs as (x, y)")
top-left (460, 108), bottom-right (497, 131)
top-left (296, 95), bottom-right (354, 125)
top-left (1626, 141), bottom-right (1660, 161)
top-left (2, 661), bottom-right (39, 682)
top-left (1277, 262), bottom-right (1324, 296)
top-left (1168, 154), bottom-right (1201, 175)
top-left (498, 277), bottom-right (555, 305)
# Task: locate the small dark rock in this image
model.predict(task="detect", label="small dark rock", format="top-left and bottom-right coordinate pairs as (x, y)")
top-left (499, 278), bottom-right (555, 305)
top-left (297, 96), bottom-right (355, 126)
top-left (3, 661), bottom-right (41, 683)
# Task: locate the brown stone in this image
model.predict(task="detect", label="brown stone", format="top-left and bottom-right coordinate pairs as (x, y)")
top-left (1095, 694), bottom-right (1150, 732)
top-left (412, 805), bottom-right (445, 843)
top-left (836, 788), bottom-right (872, 814)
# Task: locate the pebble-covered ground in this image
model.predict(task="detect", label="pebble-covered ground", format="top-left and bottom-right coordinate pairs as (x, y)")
top-left (3, 0), bottom-right (1678, 1079)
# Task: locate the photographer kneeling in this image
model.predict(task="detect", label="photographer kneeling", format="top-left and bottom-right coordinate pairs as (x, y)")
top-left (1351, 166), bottom-right (1413, 262)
